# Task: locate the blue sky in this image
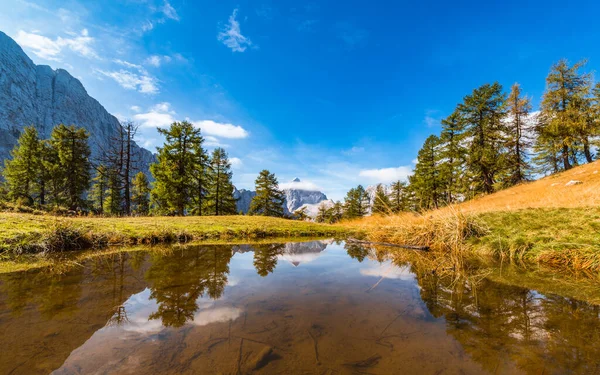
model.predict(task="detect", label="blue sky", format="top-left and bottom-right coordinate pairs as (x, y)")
top-left (2, 0), bottom-right (600, 200)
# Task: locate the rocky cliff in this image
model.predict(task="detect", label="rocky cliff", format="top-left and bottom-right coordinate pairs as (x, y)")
top-left (0, 31), bottom-right (154, 170)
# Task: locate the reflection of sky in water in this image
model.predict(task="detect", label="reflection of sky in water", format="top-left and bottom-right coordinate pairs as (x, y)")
top-left (113, 289), bottom-right (242, 334)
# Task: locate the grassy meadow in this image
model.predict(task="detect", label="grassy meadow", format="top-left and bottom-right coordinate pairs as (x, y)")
top-left (0, 213), bottom-right (348, 255)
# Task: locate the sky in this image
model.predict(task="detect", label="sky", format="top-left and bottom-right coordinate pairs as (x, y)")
top-left (2, 0), bottom-right (600, 200)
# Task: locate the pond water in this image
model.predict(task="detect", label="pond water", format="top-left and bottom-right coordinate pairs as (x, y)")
top-left (1, 240), bottom-right (599, 375)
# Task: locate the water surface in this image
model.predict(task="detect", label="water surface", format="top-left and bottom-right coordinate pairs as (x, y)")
top-left (1, 240), bottom-right (599, 374)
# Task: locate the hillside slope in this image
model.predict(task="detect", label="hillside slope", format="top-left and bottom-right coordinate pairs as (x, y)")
top-left (346, 161), bottom-right (600, 272)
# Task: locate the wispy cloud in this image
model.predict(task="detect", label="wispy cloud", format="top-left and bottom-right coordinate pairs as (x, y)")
top-left (193, 120), bottom-right (249, 139)
top-left (134, 103), bottom-right (176, 128)
top-left (229, 157), bottom-right (243, 169)
top-left (96, 69), bottom-right (159, 94)
top-left (15, 29), bottom-right (98, 61)
top-left (335, 22), bottom-right (368, 49)
top-left (161, 1), bottom-right (179, 21)
top-left (144, 54), bottom-right (172, 67)
top-left (423, 110), bottom-right (441, 128)
top-left (358, 166), bottom-right (412, 183)
top-left (218, 9), bottom-right (253, 52)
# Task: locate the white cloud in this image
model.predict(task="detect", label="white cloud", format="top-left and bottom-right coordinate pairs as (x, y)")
top-left (279, 179), bottom-right (322, 191)
top-left (360, 264), bottom-right (415, 280)
top-left (218, 9), bottom-right (253, 52)
top-left (193, 120), bottom-right (249, 139)
top-left (229, 157), bottom-right (243, 169)
top-left (130, 105), bottom-right (141, 113)
top-left (144, 54), bottom-right (172, 67)
top-left (133, 102), bottom-right (176, 128)
top-left (96, 69), bottom-right (159, 94)
top-left (145, 55), bottom-right (161, 67)
top-left (161, 1), bottom-right (180, 21)
top-left (359, 166), bottom-right (412, 183)
top-left (204, 135), bottom-right (230, 148)
top-left (15, 29), bottom-right (98, 61)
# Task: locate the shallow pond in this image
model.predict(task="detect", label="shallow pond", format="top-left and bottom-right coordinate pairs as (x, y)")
top-left (1, 240), bottom-right (599, 374)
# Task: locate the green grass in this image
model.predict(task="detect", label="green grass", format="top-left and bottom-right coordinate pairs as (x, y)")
top-left (470, 207), bottom-right (600, 271)
top-left (0, 213), bottom-right (352, 255)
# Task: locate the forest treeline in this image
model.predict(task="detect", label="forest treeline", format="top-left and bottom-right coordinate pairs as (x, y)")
top-left (0, 121), bottom-right (289, 217)
top-left (314, 59), bottom-right (600, 223)
top-left (1, 59), bottom-right (598, 221)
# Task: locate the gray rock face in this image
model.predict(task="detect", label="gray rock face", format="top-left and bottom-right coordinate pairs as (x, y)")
top-left (0, 31), bottom-right (154, 171)
top-left (233, 187), bottom-right (256, 214)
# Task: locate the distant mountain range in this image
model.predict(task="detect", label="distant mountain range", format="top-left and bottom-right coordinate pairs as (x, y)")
top-left (0, 31), bottom-right (154, 171)
top-left (234, 177), bottom-right (329, 217)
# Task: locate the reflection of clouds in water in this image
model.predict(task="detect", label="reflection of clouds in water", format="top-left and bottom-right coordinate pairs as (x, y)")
top-left (117, 289), bottom-right (241, 334)
top-left (360, 263), bottom-right (415, 281)
top-left (191, 307), bottom-right (242, 326)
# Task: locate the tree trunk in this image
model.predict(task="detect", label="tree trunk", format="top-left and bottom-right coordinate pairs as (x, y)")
top-left (562, 144), bottom-right (572, 170)
top-left (583, 138), bottom-right (593, 163)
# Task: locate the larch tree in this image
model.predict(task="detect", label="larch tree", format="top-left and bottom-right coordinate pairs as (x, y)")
top-left (50, 124), bottom-right (91, 211)
top-left (207, 148), bottom-right (237, 215)
top-left (410, 135), bottom-right (444, 210)
top-left (439, 110), bottom-right (466, 202)
top-left (371, 184), bottom-right (391, 215)
top-left (2, 126), bottom-right (41, 205)
top-left (150, 121), bottom-right (203, 216)
top-left (458, 82), bottom-right (506, 194)
top-left (389, 180), bottom-right (409, 213)
top-left (90, 165), bottom-right (109, 214)
top-left (131, 171), bottom-right (151, 216)
top-left (504, 83), bottom-right (533, 186)
top-left (190, 139), bottom-right (210, 216)
top-left (103, 168), bottom-right (123, 215)
top-left (537, 59), bottom-right (591, 170)
top-left (248, 170), bottom-right (285, 217)
top-left (343, 185), bottom-right (369, 219)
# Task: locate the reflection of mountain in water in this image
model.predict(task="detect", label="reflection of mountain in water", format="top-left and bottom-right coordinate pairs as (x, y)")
top-left (277, 240), bottom-right (330, 267)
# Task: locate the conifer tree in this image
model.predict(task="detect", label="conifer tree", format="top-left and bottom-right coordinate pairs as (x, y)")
top-left (207, 148), bottom-right (237, 215)
top-left (458, 82), bottom-right (506, 194)
top-left (329, 201), bottom-right (344, 223)
top-left (131, 171), bottom-right (151, 215)
top-left (103, 169), bottom-right (122, 215)
top-left (90, 165), bottom-right (109, 214)
top-left (315, 203), bottom-right (329, 223)
top-left (439, 111), bottom-right (466, 202)
top-left (371, 184), bottom-right (391, 214)
top-left (2, 126), bottom-right (41, 205)
top-left (410, 135), bottom-right (444, 210)
top-left (49, 124), bottom-right (91, 210)
top-left (504, 83), bottom-right (533, 186)
top-left (343, 185), bottom-right (369, 218)
top-left (190, 140), bottom-right (210, 216)
top-left (40, 139), bottom-right (62, 207)
top-left (389, 180), bottom-right (409, 213)
top-left (150, 121), bottom-right (203, 216)
top-left (537, 59), bottom-right (591, 170)
top-left (248, 170), bottom-right (285, 217)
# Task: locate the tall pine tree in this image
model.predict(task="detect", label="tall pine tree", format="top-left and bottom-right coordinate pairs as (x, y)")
top-left (504, 83), bottom-right (533, 186)
top-left (343, 185), bottom-right (369, 218)
top-left (90, 165), bottom-right (109, 214)
top-left (207, 148), bottom-right (237, 215)
top-left (537, 59), bottom-right (591, 170)
top-left (150, 121), bottom-right (203, 215)
top-left (410, 135), bottom-right (444, 210)
top-left (249, 170), bottom-right (285, 217)
top-left (50, 124), bottom-right (91, 210)
top-left (2, 126), bottom-right (41, 205)
top-left (389, 180), bottom-right (409, 213)
top-left (458, 82), bottom-right (506, 194)
top-left (439, 111), bottom-right (466, 202)
top-left (131, 171), bottom-right (151, 215)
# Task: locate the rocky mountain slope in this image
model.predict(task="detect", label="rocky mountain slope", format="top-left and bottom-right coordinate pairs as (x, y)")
top-left (0, 31), bottom-right (154, 170)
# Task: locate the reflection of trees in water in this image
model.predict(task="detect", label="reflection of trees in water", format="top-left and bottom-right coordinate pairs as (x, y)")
top-left (345, 242), bottom-right (370, 262)
top-left (145, 245), bottom-right (234, 328)
top-left (252, 244), bottom-right (285, 277)
top-left (414, 269), bottom-right (600, 374)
